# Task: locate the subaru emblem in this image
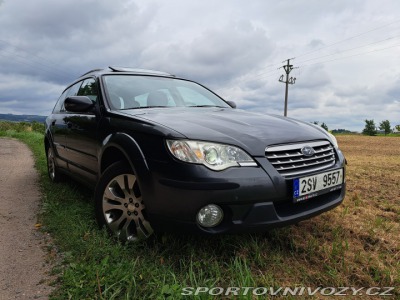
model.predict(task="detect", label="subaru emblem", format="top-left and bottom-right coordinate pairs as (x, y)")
top-left (301, 145), bottom-right (315, 157)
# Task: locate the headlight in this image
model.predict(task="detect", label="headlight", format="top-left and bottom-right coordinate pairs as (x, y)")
top-left (166, 140), bottom-right (257, 171)
top-left (327, 132), bottom-right (339, 149)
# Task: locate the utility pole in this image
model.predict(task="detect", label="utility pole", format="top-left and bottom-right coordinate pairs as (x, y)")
top-left (279, 58), bottom-right (297, 117)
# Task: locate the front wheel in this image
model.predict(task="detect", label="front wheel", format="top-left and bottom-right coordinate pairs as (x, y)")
top-left (94, 161), bottom-right (153, 242)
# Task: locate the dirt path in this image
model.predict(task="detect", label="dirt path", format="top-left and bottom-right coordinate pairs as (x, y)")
top-left (0, 139), bottom-right (53, 299)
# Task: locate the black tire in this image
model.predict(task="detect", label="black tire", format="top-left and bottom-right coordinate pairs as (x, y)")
top-left (94, 161), bottom-right (153, 242)
top-left (47, 147), bottom-right (63, 183)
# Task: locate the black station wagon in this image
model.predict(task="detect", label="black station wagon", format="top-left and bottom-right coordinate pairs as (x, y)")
top-left (44, 67), bottom-right (346, 241)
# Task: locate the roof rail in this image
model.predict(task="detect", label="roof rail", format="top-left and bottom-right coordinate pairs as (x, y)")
top-left (79, 68), bottom-right (104, 77)
top-left (108, 66), bottom-right (174, 77)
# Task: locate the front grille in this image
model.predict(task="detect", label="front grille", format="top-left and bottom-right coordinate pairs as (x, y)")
top-left (265, 140), bottom-right (336, 178)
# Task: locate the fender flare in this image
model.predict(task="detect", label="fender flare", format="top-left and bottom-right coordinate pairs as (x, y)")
top-left (99, 133), bottom-right (151, 182)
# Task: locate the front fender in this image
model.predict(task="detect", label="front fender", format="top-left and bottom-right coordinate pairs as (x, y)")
top-left (99, 132), bottom-right (151, 182)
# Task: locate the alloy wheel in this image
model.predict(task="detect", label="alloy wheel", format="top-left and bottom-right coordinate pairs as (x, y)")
top-left (102, 173), bottom-right (153, 241)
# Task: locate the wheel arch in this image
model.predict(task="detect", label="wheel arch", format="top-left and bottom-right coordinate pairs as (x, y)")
top-left (99, 133), bottom-right (151, 180)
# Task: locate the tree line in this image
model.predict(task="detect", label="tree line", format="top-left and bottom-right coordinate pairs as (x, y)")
top-left (312, 120), bottom-right (399, 136)
top-left (362, 119), bottom-right (399, 136)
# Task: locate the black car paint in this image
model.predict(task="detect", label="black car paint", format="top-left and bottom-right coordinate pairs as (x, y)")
top-left (115, 107), bottom-right (330, 156)
top-left (45, 69), bottom-right (346, 235)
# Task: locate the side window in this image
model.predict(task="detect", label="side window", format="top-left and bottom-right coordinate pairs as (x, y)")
top-left (77, 78), bottom-right (98, 102)
top-left (66, 82), bottom-right (81, 97)
top-left (52, 90), bottom-right (67, 113)
top-left (52, 82), bottom-right (82, 113)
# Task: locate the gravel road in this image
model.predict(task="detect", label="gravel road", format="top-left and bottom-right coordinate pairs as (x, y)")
top-left (0, 138), bottom-right (53, 300)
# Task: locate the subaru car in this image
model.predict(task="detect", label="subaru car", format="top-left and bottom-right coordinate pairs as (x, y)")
top-left (44, 67), bottom-right (346, 241)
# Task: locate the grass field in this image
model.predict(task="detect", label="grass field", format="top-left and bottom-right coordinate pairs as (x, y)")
top-left (0, 123), bottom-right (399, 299)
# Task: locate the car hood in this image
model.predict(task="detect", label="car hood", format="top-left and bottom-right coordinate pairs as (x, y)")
top-left (120, 107), bottom-right (330, 156)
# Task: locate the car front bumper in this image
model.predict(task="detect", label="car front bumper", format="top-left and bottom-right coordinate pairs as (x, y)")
top-left (142, 152), bottom-right (346, 234)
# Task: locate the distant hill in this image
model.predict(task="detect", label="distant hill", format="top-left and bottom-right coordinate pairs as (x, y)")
top-left (0, 114), bottom-right (46, 123)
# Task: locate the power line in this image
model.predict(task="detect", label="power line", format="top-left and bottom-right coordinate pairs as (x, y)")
top-left (298, 43), bottom-right (400, 68)
top-left (0, 51), bottom-right (71, 82)
top-left (0, 39), bottom-right (76, 77)
top-left (247, 62), bottom-right (283, 76)
top-left (294, 18), bottom-right (400, 59)
top-left (233, 68), bottom-right (280, 85)
top-left (236, 21), bottom-right (400, 86)
top-left (296, 35), bottom-right (400, 65)
top-left (262, 19), bottom-right (400, 75)
top-left (0, 47), bottom-right (70, 76)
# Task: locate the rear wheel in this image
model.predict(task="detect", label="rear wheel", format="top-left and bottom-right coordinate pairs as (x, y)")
top-left (95, 161), bottom-right (153, 242)
top-left (47, 147), bottom-right (63, 182)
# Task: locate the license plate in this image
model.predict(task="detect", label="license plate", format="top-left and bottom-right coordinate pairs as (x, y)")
top-left (293, 168), bottom-right (343, 203)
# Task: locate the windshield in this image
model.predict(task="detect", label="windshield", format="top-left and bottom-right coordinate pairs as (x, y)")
top-left (102, 75), bottom-right (231, 110)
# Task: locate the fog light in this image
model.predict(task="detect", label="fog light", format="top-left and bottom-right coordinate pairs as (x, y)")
top-left (196, 204), bottom-right (223, 227)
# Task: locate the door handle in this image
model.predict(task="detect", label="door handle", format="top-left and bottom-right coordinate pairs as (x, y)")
top-left (51, 120), bottom-right (56, 126)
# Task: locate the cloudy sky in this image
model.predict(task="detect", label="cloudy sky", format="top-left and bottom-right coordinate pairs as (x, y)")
top-left (0, 0), bottom-right (399, 131)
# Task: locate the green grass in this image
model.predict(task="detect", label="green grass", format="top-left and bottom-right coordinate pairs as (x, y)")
top-left (1, 123), bottom-right (399, 299)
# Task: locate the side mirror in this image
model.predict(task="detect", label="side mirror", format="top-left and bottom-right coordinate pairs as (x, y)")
top-left (64, 96), bottom-right (94, 113)
top-left (226, 101), bottom-right (236, 108)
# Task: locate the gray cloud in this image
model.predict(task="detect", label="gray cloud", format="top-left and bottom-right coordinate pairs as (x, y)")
top-left (0, 0), bottom-right (399, 132)
top-left (0, 0), bottom-right (157, 84)
top-left (295, 65), bottom-right (331, 89)
top-left (139, 21), bottom-right (274, 85)
top-left (0, 74), bottom-right (62, 115)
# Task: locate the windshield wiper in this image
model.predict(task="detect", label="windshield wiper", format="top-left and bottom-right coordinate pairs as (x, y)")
top-left (188, 105), bottom-right (225, 108)
top-left (120, 106), bottom-right (169, 110)
top-left (119, 105), bottom-right (226, 110)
